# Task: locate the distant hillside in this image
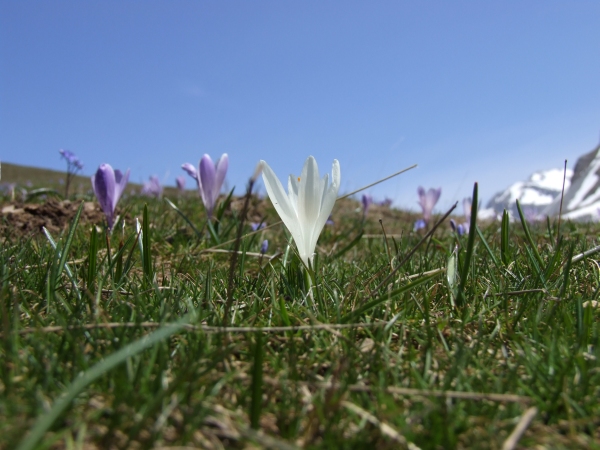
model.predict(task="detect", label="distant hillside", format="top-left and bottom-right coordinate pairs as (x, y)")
top-left (1, 161), bottom-right (92, 191)
top-left (0, 161), bottom-right (179, 197)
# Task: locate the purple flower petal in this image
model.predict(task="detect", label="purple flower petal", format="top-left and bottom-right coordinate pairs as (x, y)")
top-left (181, 163), bottom-right (198, 180)
top-left (91, 164), bottom-right (129, 230)
top-left (361, 194), bottom-right (373, 215)
top-left (176, 176), bottom-right (186, 191)
top-left (260, 239), bottom-right (269, 254)
top-left (417, 187), bottom-right (441, 223)
top-left (199, 154), bottom-right (217, 216)
top-left (198, 153), bottom-right (228, 218)
top-left (214, 154), bottom-right (228, 197)
top-left (413, 219), bottom-right (427, 231)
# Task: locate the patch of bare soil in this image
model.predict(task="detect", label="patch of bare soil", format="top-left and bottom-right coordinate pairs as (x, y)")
top-left (0, 198), bottom-right (105, 237)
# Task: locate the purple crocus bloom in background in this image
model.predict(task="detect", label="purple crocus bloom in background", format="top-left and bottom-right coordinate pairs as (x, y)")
top-left (523, 206), bottom-right (541, 222)
top-left (142, 175), bottom-right (163, 198)
top-left (59, 149), bottom-right (84, 197)
top-left (91, 164), bottom-right (130, 230)
top-left (461, 197), bottom-right (472, 234)
top-left (361, 194), bottom-right (373, 216)
top-left (250, 222), bottom-right (266, 231)
top-left (59, 149), bottom-right (84, 170)
top-left (450, 219), bottom-right (467, 236)
top-left (450, 198), bottom-right (472, 236)
top-left (413, 219), bottom-right (427, 232)
top-left (260, 240), bottom-right (269, 255)
top-left (176, 176), bottom-right (186, 192)
top-left (414, 187), bottom-right (441, 231)
top-left (417, 186), bottom-right (442, 224)
top-left (379, 197), bottom-right (393, 207)
top-left (182, 153), bottom-right (228, 218)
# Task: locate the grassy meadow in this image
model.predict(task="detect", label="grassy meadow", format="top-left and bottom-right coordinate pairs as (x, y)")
top-left (1, 163), bottom-right (599, 449)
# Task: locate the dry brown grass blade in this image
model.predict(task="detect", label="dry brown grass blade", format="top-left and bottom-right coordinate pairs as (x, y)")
top-left (341, 400), bottom-right (421, 449)
top-left (9, 319), bottom-right (397, 336)
top-left (501, 406), bottom-right (538, 450)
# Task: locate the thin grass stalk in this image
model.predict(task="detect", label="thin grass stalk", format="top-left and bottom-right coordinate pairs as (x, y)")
top-left (556, 159), bottom-right (568, 249)
top-left (379, 219), bottom-right (393, 270)
top-left (142, 204), bottom-right (153, 285)
top-left (223, 178), bottom-right (255, 326)
top-left (516, 199), bottom-right (544, 267)
top-left (456, 182), bottom-right (478, 308)
top-left (501, 209), bottom-right (510, 266)
top-left (86, 225), bottom-right (98, 290)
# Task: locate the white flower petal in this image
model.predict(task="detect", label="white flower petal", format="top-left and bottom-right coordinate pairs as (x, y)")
top-left (261, 161), bottom-right (301, 242)
top-left (309, 161), bottom-right (340, 256)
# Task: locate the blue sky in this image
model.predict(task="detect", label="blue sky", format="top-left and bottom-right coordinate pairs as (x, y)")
top-left (1, 1), bottom-right (600, 211)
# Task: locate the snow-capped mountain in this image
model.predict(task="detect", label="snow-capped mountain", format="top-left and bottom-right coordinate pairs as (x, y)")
top-left (480, 167), bottom-right (572, 220)
top-left (543, 144), bottom-right (600, 220)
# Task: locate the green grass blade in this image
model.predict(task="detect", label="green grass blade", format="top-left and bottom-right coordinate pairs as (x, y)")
top-left (516, 199), bottom-right (544, 268)
top-left (56, 202), bottom-right (84, 288)
top-left (475, 226), bottom-right (500, 269)
top-left (142, 204), bottom-right (153, 284)
top-left (456, 182), bottom-right (478, 308)
top-left (16, 318), bottom-right (191, 450)
top-left (206, 219), bottom-right (220, 244)
top-left (86, 225), bottom-right (98, 290)
top-left (501, 209), bottom-right (510, 266)
top-left (447, 246), bottom-right (458, 307)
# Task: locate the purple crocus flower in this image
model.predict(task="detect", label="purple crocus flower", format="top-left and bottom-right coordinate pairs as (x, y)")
top-left (141, 175), bottom-right (163, 198)
top-left (250, 222), bottom-right (266, 231)
top-left (182, 153), bottom-right (228, 218)
top-left (413, 219), bottom-right (427, 232)
top-left (450, 198), bottom-right (472, 236)
top-left (417, 186), bottom-right (442, 224)
top-left (361, 194), bottom-right (373, 216)
top-left (379, 197), bottom-right (393, 207)
top-left (181, 163), bottom-right (197, 179)
top-left (176, 176), bottom-right (186, 192)
top-left (59, 149), bottom-right (84, 170)
top-left (450, 219), bottom-right (467, 236)
top-left (461, 197), bottom-right (472, 233)
top-left (59, 149), bottom-right (84, 197)
top-left (91, 164), bottom-right (130, 230)
top-left (260, 239), bottom-right (269, 255)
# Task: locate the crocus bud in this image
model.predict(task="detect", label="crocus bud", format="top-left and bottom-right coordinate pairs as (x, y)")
top-left (260, 240), bottom-right (269, 255)
top-left (91, 164), bottom-right (130, 230)
top-left (176, 176), bottom-right (186, 192)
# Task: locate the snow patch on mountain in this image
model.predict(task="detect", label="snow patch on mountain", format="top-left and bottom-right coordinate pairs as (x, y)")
top-left (481, 168), bottom-right (572, 219)
top-left (543, 144), bottom-right (600, 220)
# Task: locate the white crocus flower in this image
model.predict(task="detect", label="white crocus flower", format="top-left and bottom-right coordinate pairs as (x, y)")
top-left (261, 156), bottom-right (340, 267)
